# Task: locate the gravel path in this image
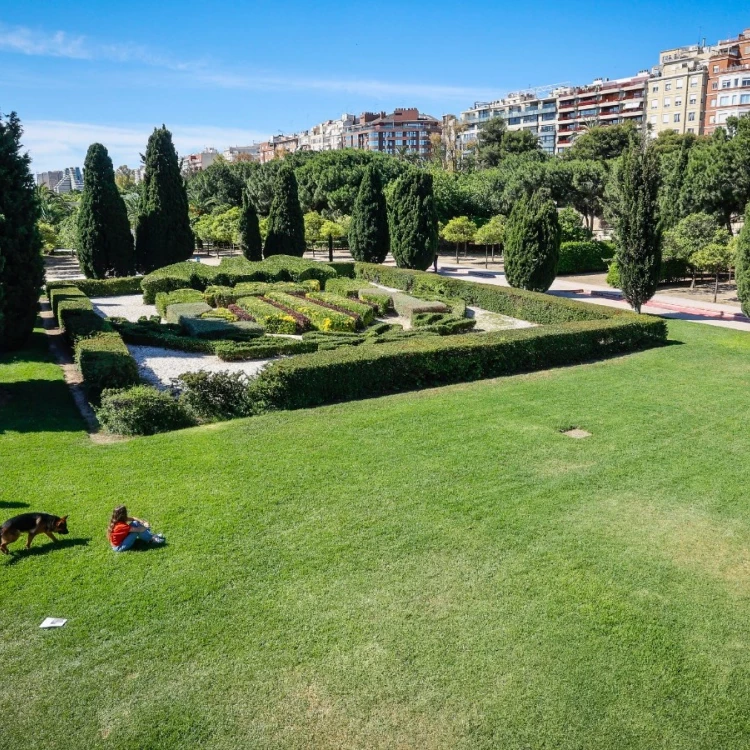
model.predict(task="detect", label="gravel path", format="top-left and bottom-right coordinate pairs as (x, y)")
top-left (91, 295), bottom-right (157, 321)
top-left (127, 345), bottom-right (271, 388)
top-left (466, 307), bottom-right (536, 332)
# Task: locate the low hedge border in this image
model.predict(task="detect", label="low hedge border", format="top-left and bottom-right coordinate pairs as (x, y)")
top-left (75, 332), bottom-right (140, 399)
top-left (250, 315), bottom-right (667, 411)
top-left (156, 289), bottom-right (205, 318)
top-left (47, 276), bottom-right (143, 298)
top-left (354, 263), bottom-right (607, 325)
top-left (265, 291), bottom-right (358, 333)
top-left (558, 241), bottom-right (613, 275)
top-left (306, 292), bottom-right (376, 326)
top-left (237, 296), bottom-right (301, 334)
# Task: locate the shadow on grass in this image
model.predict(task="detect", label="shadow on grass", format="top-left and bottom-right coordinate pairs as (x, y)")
top-left (119, 540), bottom-right (169, 553)
top-left (0, 501), bottom-right (30, 510)
top-left (0, 379), bottom-right (85, 435)
top-left (3, 537), bottom-right (91, 566)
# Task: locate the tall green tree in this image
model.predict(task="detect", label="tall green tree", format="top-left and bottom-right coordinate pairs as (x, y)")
top-left (503, 190), bottom-right (560, 292)
top-left (134, 126), bottom-right (194, 273)
top-left (238, 191), bottom-right (262, 261)
top-left (0, 112), bottom-right (43, 351)
top-left (563, 122), bottom-right (637, 162)
top-left (735, 203), bottom-right (750, 316)
top-left (473, 117), bottom-right (542, 168)
top-left (608, 136), bottom-right (662, 313)
top-left (388, 170), bottom-right (438, 270)
top-left (658, 142), bottom-right (690, 231)
top-left (349, 165), bottom-right (390, 263)
top-left (264, 165), bottom-right (306, 257)
top-left (77, 143), bottom-right (135, 278)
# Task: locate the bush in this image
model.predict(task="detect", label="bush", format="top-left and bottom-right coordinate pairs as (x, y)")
top-left (47, 276), bottom-right (143, 298)
top-left (180, 317), bottom-right (263, 341)
top-left (202, 280), bottom-right (315, 307)
top-left (557, 241), bottom-right (612, 275)
top-left (305, 291), bottom-right (376, 326)
top-left (324, 277), bottom-right (368, 297)
top-left (389, 170), bottom-right (438, 270)
top-left (156, 288), bottom-right (205, 318)
top-left (327, 262), bottom-right (356, 278)
top-left (214, 338), bottom-right (318, 361)
top-left (113, 319), bottom-right (215, 353)
top-left (391, 293), bottom-right (450, 319)
top-left (606, 262), bottom-right (621, 288)
top-left (49, 286), bottom-right (89, 319)
top-left (97, 385), bottom-right (195, 435)
top-left (359, 290), bottom-right (391, 315)
top-left (354, 263), bottom-right (603, 325)
top-left (164, 301), bottom-right (212, 324)
top-left (265, 291), bottom-right (358, 332)
top-left (236, 296), bottom-right (300, 334)
top-left (249, 315), bottom-right (667, 412)
top-left (60, 307), bottom-right (112, 345)
top-left (176, 370), bottom-right (255, 421)
top-left (75, 332), bottom-right (140, 398)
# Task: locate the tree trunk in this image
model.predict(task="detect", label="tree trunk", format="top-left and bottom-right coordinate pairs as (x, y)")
top-left (456, 242), bottom-right (459, 264)
top-left (485, 244), bottom-right (488, 268)
top-left (714, 272), bottom-right (719, 303)
top-left (328, 236), bottom-right (333, 263)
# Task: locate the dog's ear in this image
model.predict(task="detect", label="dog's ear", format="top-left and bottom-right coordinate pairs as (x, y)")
top-left (58, 516), bottom-right (68, 525)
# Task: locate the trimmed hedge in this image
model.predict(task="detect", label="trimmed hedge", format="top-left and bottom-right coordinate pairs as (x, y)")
top-left (214, 338), bottom-right (318, 361)
top-left (156, 288), bottom-right (204, 318)
top-left (359, 290), bottom-right (391, 315)
top-left (49, 286), bottom-right (89, 320)
top-left (236, 296), bottom-right (300, 334)
top-left (47, 276), bottom-right (143, 298)
top-left (165, 301), bottom-right (212, 325)
top-left (181, 317), bottom-right (263, 341)
top-left (141, 255), bottom-right (336, 303)
top-left (557, 241), bottom-right (613, 275)
top-left (113, 319), bottom-right (215, 353)
top-left (249, 315), bottom-right (667, 411)
top-left (306, 292), bottom-right (376, 326)
top-left (265, 291), bottom-right (358, 332)
top-left (354, 263), bottom-right (604, 325)
top-left (326, 261), bottom-right (356, 278)
top-left (75, 333), bottom-right (140, 398)
top-left (392, 293), bottom-right (450, 319)
top-left (202, 280), bottom-right (317, 307)
top-left (324, 277), bottom-right (371, 298)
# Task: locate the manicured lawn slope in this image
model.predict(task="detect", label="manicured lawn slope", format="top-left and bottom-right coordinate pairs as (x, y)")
top-left (2, 321), bottom-right (750, 749)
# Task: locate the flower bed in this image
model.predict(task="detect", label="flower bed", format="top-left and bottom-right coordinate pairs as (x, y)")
top-left (236, 296), bottom-right (301, 334)
top-left (265, 291), bottom-right (358, 333)
top-left (305, 292), bottom-right (375, 326)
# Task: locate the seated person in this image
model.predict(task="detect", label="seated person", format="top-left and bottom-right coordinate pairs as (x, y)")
top-left (108, 505), bottom-right (165, 552)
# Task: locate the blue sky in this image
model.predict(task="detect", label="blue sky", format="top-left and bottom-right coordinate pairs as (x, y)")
top-left (1, 1), bottom-right (748, 171)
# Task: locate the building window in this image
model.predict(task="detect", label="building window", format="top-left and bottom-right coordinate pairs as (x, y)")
top-left (675, 98), bottom-right (682, 107)
top-left (713, 65), bottom-right (719, 72)
top-left (688, 111), bottom-right (696, 121)
top-left (691, 78), bottom-right (699, 87)
top-left (663, 97), bottom-right (671, 107)
top-left (665, 83), bottom-right (672, 91)
top-left (722, 80), bottom-right (732, 88)
top-left (674, 113), bottom-right (681, 123)
top-left (688, 127), bottom-right (695, 133)
top-left (711, 99), bottom-right (717, 107)
top-left (689, 95), bottom-right (697, 104)
top-left (719, 95), bottom-right (730, 105)
top-left (710, 115), bottom-right (716, 124)
top-left (662, 114), bottom-right (669, 123)
top-left (652, 85), bottom-right (659, 93)
top-left (741, 94), bottom-right (750, 104)
top-left (650, 115), bottom-right (657, 124)
top-left (743, 78), bottom-right (750, 87)
top-left (712, 82), bottom-right (718, 90)
top-left (651, 100), bottom-right (658, 109)
top-left (676, 79), bottom-right (684, 89)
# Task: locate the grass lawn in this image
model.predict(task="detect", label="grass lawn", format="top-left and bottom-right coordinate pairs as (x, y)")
top-left (2, 320), bottom-right (750, 749)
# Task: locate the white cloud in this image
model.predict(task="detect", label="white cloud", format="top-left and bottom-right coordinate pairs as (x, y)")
top-left (22, 120), bottom-right (270, 172)
top-left (0, 23), bottom-right (494, 101)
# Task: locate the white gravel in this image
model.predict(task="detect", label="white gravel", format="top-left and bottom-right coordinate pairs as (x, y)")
top-left (465, 307), bottom-right (536, 332)
top-left (127, 345), bottom-right (271, 389)
top-left (91, 294), bottom-right (157, 322)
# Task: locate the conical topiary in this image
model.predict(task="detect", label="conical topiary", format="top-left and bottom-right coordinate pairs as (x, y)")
top-left (264, 165), bottom-right (305, 258)
top-left (239, 191), bottom-right (263, 262)
top-left (349, 164), bottom-right (389, 263)
top-left (389, 170), bottom-right (438, 271)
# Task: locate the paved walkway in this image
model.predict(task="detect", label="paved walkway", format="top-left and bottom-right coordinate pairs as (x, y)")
top-left (436, 262), bottom-right (750, 333)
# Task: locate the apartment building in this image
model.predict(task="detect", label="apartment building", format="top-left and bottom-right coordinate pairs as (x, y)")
top-left (343, 108), bottom-right (440, 157)
top-left (555, 74), bottom-right (648, 153)
top-left (182, 148), bottom-right (220, 174)
top-left (704, 29), bottom-right (750, 134)
top-left (297, 114), bottom-right (355, 152)
top-left (36, 170), bottom-right (64, 190)
top-left (52, 167), bottom-right (84, 194)
top-left (223, 145), bottom-right (261, 162)
top-left (458, 89), bottom-right (559, 155)
top-left (258, 134), bottom-right (299, 163)
top-left (647, 45), bottom-right (714, 136)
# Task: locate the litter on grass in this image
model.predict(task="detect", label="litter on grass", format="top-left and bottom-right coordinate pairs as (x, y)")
top-left (39, 618), bottom-right (67, 629)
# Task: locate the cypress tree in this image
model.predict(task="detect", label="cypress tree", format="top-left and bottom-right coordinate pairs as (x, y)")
top-left (503, 190), bottom-right (560, 292)
top-left (349, 164), bottom-right (389, 263)
top-left (610, 136), bottom-right (661, 313)
top-left (77, 143), bottom-right (135, 278)
top-left (239, 191), bottom-right (262, 261)
top-left (389, 170), bottom-right (438, 271)
top-left (736, 203), bottom-right (750, 317)
top-left (135, 126), bottom-right (193, 273)
top-left (0, 112), bottom-right (43, 351)
top-left (264, 165), bottom-right (305, 258)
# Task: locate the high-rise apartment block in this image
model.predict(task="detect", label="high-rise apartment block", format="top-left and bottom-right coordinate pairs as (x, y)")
top-left (52, 167), bottom-right (84, 194)
top-left (36, 171), bottom-right (64, 190)
top-left (459, 90), bottom-right (559, 155)
top-left (343, 108), bottom-right (440, 156)
top-left (297, 114), bottom-right (355, 152)
top-left (647, 45), bottom-right (714, 136)
top-left (704, 29), bottom-right (750, 134)
top-left (556, 74), bottom-right (648, 153)
top-left (181, 148), bottom-right (220, 174)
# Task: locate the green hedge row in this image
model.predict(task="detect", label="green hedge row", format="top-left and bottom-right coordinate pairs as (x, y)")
top-left (203, 280), bottom-right (317, 307)
top-left (250, 315), bottom-right (667, 411)
top-left (557, 241), bottom-right (614, 275)
top-left (306, 292), bottom-right (376, 326)
top-left (156, 288), bottom-right (205, 317)
top-left (392, 293), bottom-right (450, 319)
top-left (47, 276), bottom-right (143, 299)
top-left (354, 263), bottom-right (604, 325)
top-left (214, 339), bottom-right (318, 361)
top-left (326, 261), bottom-right (356, 278)
top-left (75, 333), bottom-right (139, 398)
top-left (265, 291), bottom-right (358, 332)
top-left (236, 296), bottom-right (300, 334)
top-left (141, 255), bottom-right (337, 303)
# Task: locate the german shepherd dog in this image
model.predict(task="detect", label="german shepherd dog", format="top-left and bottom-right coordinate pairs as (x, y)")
top-left (0, 513), bottom-right (69, 555)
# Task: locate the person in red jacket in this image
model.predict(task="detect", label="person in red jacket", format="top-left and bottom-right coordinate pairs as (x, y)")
top-left (107, 505), bottom-right (165, 551)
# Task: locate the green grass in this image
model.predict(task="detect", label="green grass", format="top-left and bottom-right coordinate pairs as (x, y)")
top-left (2, 320), bottom-right (750, 749)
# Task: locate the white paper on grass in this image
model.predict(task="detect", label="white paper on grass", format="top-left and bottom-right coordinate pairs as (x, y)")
top-left (39, 618), bottom-right (67, 629)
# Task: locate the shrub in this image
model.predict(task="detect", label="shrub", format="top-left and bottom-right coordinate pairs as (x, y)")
top-left (75, 332), bottom-right (140, 398)
top-left (47, 277), bottom-right (143, 298)
top-left (165, 301), bottom-right (212, 324)
top-left (97, 385), bottom-right (195, 435)
top-left (557, 241), bottom-right (612, 275)
top-left (391, 293), bottom-right (450, 319)
top-left (249, 316), bottom-right (667, 412)
top-left (156, 288), bottom-right (205, 318)
top-left (236, 296), bottom-right (300, 334)
top-left (180, 317), bottom-right (263, 341)
top-left (327, 262), bottom-right (356, 278)
top-left (349, 164), bottom-right (389, 263)
top-left (264, 166), bottom-right (306, 258)
top-left (354, 263), bottom-right (603, 325)
top-left (359, 290), bottom-right (391, 315)
top-left (265, 291), bottom-right (358, 332)
top-left (177, 370), bottom-right (255, 421)
top-left (113, 319), bottom-right (215, 353)
top-left (736, 203), bottom-right (750, 316)
top-left (202, 281), bottom-right (313, 307)
top-left (60, 307), bottom-right (112, 345)
top-left (606, 262), bottom-right (621, 288)
top-left (305, 292), bottom-right (375, 326)
top-left (389, 170), bottom-right (438, 270)
top-left (239, 191), bottom-right (263, 262)
top-left (325, 277), bottom-right (369, 298)
top-left (49, 286), bottom-right (89, 319)
top-left (201, 307), bottom-right (238, 321)
top-left (141, 261), bottom-right (216, 303)
top-left (214, 338), bottom-right (318, 361)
